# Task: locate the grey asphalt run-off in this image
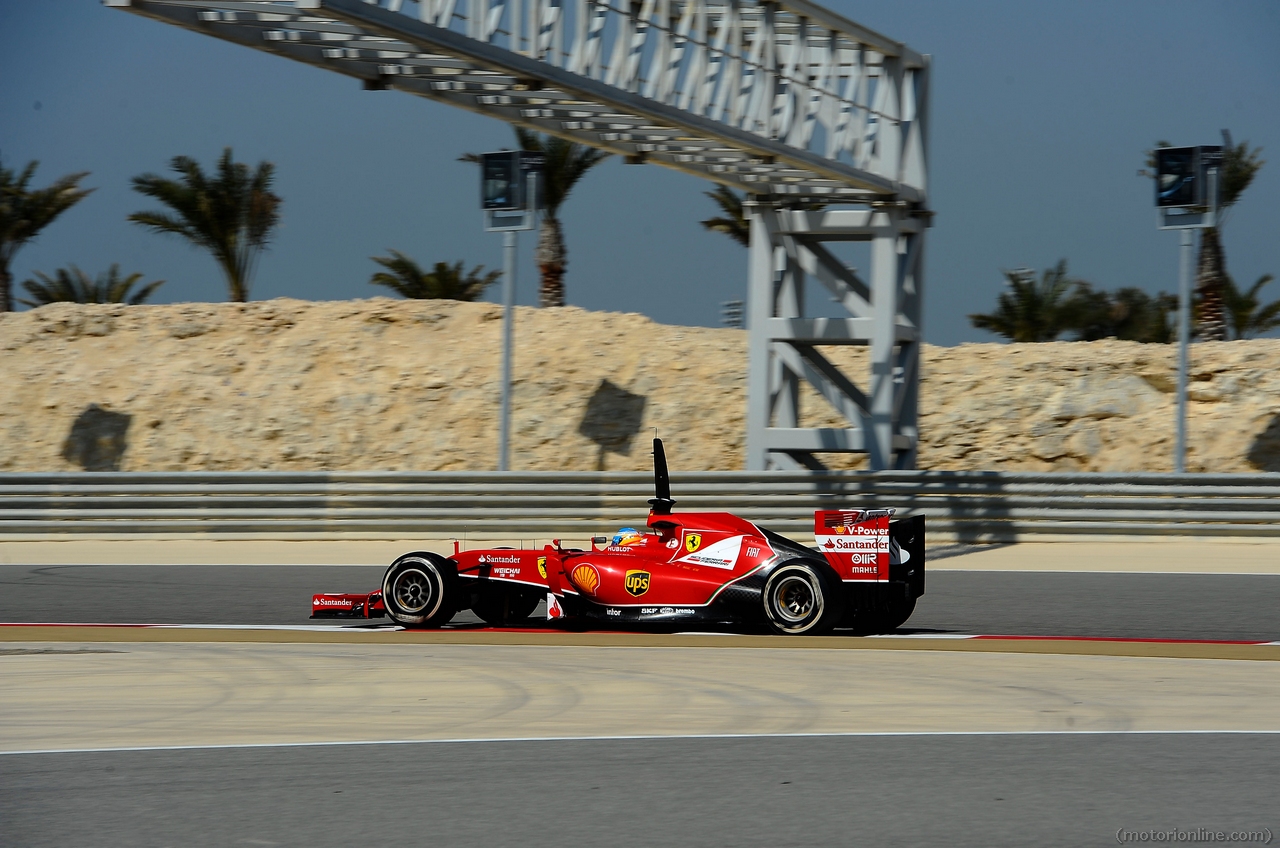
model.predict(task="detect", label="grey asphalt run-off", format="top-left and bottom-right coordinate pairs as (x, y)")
top-left (3, 734), bottom-right (1278, 848)
top-left (2, 563), bottom-right (1279, 640)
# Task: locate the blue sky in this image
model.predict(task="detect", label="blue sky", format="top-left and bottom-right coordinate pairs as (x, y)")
top-left (2, 0), bottom-right (1277, 344)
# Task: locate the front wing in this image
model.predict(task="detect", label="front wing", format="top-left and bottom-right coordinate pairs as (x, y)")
top-left (311, 591), bottom-right (386, 619)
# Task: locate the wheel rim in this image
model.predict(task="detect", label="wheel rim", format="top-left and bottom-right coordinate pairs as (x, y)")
top-left (391, 568), bottom-right (434, 614)
top-left (772, 573), bottom-right (818, 624)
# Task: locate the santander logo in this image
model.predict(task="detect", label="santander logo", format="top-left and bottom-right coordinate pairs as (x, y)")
top-left (816, 535), bottom-right (889, 553)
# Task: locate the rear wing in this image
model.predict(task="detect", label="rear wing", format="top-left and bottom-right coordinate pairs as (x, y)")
top-left (814, 510), bottom-right (926, 597)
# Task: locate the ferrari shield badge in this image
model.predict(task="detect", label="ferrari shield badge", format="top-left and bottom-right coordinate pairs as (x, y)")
top-left (624, 570), bottom-right (651, 597)
top-left (536, 556), bottom-right (547, 579)
top-left (684, 533), bottom-right (702, 553)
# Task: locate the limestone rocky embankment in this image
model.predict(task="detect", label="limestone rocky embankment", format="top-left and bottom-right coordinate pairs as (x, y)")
top-left (2, 299), bottom-right (1278, 473)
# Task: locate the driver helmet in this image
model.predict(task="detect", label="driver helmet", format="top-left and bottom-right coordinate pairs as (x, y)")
top-left (611, 527), bottom-right (644, 546)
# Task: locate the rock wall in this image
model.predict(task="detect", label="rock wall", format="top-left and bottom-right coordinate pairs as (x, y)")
top-left (2, 299), bottom-right (1278, 473)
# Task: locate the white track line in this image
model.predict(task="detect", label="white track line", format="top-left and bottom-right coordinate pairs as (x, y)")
top-left (0, 623), bottom-right (402, 631)
top-left (2, 623), bottom-right (1277, 645)
top-left (7, 730), bottom-right (1280, 757)
top-left (936, 569), bottom-right (1280, 576)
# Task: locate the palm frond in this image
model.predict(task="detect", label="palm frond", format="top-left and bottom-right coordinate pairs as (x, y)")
top-left (128, 147), bottom-right (280, 302)
top-left (1244, 273), bottom-right (1275, 302)
top-left (19, 264), bottom-right (163, 307)
top-left (369, 250), bottom-right (499, 301)
top-left (1222, 139), bottom-right (1264, 210)
top-left (700, 186), bottom-right (749, 246)
top-left (1225, 273), bottom-right (1280, 339)
top-left (0, 157), bottom-right (94, 309)
top-left (968, 260), bottom-right (1084, 342)
top-left (1250, 299), bottom-right (1280, 335)
top-left (512, 128), bottom-right (609, 217)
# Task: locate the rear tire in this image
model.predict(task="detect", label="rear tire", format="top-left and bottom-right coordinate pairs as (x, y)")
top-left (471, 586), bottom-right (541, 626)
top-left (762, 560), bottom-right (839, 635)
top-left (382, 554), bottom-right (456, 628)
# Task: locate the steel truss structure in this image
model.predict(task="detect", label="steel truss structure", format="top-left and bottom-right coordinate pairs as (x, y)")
top-left (111, 0), bottom-right (929, 468)
top-left (747, 204), bottom-right (923, 470)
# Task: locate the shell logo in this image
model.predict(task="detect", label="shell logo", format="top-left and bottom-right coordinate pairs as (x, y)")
top-left (570, 563), bottom-right (601, 596)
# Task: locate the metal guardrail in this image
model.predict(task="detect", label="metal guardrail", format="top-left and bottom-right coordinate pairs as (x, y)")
top-left (3, 471), bottom-right (1280, 541)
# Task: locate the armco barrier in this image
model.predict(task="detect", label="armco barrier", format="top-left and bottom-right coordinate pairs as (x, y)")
top-left (2, 470), bottom-right (1280, 541)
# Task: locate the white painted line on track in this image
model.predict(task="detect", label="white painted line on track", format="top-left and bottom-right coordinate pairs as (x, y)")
top-left (3, 623), bottom-right (1277, 644)
top-left (0, 622), bottom-right (402, 631)
top-left (936, 569), bottom-right (1280, 576)
top-left (7, 729), bottom-right (1280, 757)
top-left (867, 633), bottom-right (979, 639)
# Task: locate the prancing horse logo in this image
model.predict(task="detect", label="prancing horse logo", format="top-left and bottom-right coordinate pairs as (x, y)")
top-left (684, 533), bottom-right (702, 553)
top-left (624, 570), bottom-right (650, 597)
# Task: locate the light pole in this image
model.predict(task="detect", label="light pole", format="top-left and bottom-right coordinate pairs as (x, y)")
top-left (499, 228), bottom-right (517, 472)
top-left (480, 151), bottom-right (543, 471)
top-left (1154, 145), bottom-right (1220, 474)
top-left (1174, 228), bottom-right (1192, 473)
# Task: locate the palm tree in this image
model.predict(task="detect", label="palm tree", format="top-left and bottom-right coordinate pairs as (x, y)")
top-left (968, 260), bottom-right (1079, 342)
top-left (19, 264), bottom-right (164, 307)
top-left (700, 185), bottom-right (749, 246)
top-left (1065, 283), bottom-right (1176, 343)
top-left (1223, 273), bottom-right (1280, 340)
top-left (0, 159), bottom-right (94, 312)
top-left (369, 251), bottom-right (500, 301)
top-left (1147, 135), bottom-right (1265, 340)
top-left (129, 148), bottom-right (281, 303)
top-left (463, 129), bottom-right (609, 307)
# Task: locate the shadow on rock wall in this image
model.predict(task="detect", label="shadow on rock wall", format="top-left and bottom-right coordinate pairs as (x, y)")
top-left (62, 404), bottom-right (132, 471)
top-left (1246, 414), bottom-right (1280, 472)
top-left (578, 380), bottom-right (647, 470)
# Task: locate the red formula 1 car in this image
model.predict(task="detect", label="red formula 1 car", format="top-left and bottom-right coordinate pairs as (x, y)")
top-left (312, 440), bottom-right (925, 635)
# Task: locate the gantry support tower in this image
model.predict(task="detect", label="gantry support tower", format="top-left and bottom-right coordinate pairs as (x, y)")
top-left (111, 0), bottom-right (929, 469)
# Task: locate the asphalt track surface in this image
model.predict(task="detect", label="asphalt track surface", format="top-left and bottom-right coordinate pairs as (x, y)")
top-left (2, 564), bottom-right (1279, 640)
top-left (3, 734), bottom-right (1277, 848)
top-left (5, 562), bottom-right (1278, 847)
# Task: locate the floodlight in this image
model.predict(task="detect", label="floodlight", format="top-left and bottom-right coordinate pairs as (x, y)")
top-left (1155, 147), bottom-right (1197, 208)
top-left (1155, 145), bottom-right (1223, 209)
top-left (480, 150), bottom-right (545, 212)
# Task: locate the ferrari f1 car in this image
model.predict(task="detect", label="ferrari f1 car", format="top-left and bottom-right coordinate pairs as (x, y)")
top-left (312, 440), bottom-right (924, 635)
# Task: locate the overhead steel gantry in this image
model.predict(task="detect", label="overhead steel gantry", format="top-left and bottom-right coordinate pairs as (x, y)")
top-left (111, 0), bottom-right (930, 469)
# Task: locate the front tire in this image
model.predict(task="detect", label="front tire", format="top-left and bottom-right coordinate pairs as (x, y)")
top-left (762, 560), bottom-right (839, 635)
top-left (382, 554), bottom-right (456, 628)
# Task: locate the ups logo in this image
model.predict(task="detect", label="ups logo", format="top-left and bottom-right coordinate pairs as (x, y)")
top-left (624, 570), bottom-right (651, 597)
top-left (684, 533), bottom-right (702, 553)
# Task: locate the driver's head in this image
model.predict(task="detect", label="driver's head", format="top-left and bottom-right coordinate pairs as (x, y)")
top-left (611, 527), bottom-right (644, 546)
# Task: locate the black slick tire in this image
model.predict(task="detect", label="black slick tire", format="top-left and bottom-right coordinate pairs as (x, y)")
top-left (382, 553), bottom-right (455, 628)
top-left (762, 560), bottom-right (840, 635)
